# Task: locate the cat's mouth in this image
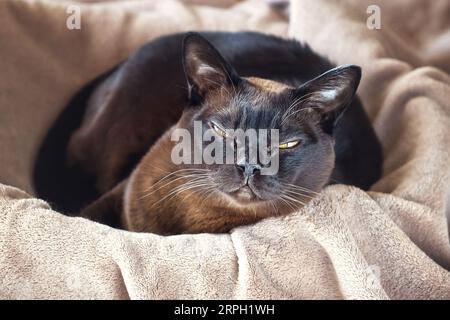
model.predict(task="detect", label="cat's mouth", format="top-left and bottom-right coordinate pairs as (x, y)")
top-left (229, 184), bottom-right (263, 204)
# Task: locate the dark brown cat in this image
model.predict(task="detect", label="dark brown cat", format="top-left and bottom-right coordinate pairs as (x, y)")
top-left (35, 32), bottom-right (382, 235)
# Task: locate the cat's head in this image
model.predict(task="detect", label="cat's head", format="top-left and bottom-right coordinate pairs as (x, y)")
top-left (172, 33), bottom-right (361, 208)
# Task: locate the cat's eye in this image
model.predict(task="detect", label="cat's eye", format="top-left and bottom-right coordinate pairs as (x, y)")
top-left (279, 140), bottom-right (301, 149)
top-left (211, 122), bottom-right (227, 137)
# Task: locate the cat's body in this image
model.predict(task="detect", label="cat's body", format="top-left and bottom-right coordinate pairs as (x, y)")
top-left (34, 32), bottom-right (382, 234)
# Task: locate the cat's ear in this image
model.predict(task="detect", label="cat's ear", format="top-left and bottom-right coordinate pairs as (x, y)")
top-left (294, 65), bottom-right (361, 132)
top-left (182, 32), bottom-right (240, 103)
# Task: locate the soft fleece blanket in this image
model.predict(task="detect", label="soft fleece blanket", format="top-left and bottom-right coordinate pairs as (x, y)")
top-left (1, 0), bottom-right (449, 299)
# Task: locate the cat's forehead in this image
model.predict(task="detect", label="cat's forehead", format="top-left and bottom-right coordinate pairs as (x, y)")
top-left (244, 77), bottom-right (291, 94)
top-left (210, 77), bottom-right (294, 128)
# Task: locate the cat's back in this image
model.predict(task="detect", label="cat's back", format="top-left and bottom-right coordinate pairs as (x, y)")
top-left (127, 31), bottom-right (332, 86)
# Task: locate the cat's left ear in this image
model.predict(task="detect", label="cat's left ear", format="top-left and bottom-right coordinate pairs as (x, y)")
top-left (182, 32), bottom-right (240, 103)
top-left (294, 65), bottom-right (361, 131)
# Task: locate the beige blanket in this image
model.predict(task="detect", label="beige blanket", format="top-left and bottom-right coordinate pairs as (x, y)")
top-left (1, 0), bottom-right (449, 299)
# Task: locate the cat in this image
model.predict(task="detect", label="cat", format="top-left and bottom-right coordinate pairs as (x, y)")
top-left (34, 32), bottom-right (382, 235)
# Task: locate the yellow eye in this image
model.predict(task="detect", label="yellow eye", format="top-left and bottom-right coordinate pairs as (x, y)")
top-left (279, 140), bottom-right (301, 149)
top-left (211, 123), bottom-right (227, 137)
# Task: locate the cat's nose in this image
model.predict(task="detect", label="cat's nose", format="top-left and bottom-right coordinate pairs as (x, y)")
top-left (237, 163), bottom-right (261, 177)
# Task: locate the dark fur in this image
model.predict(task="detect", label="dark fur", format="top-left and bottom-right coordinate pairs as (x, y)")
top-left (34, 32), bottom-right (382, 233)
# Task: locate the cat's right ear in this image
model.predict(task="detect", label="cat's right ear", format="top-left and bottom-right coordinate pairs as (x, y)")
top-left (182, 32), bottom-right (240, 104)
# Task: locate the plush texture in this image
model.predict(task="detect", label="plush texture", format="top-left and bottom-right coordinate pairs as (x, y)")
top-left (0, 0), bottom-right (449, 299)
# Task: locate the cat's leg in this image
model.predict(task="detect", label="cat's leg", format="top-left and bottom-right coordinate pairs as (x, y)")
top-left (67, 66), bottom-right (186, 194)
top-left (67, 70), bottom-right (144, 193)
top-left (81, 179), bottom-right (127, 228)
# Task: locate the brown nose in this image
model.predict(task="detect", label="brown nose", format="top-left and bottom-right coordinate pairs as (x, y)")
top-left (237, 163), bottom-right (261, 177)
